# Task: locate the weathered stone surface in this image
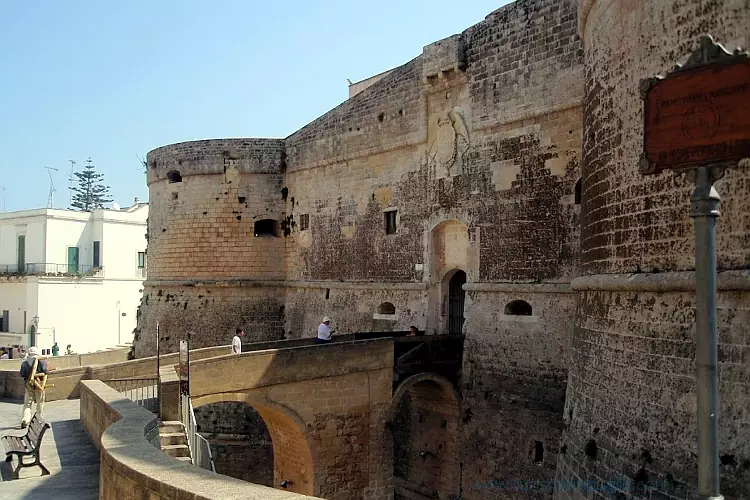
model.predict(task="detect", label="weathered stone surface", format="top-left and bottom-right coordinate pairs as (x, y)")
top-left (131, 0), bottom-right (750, 499)
top-left (558, 2), bottom-right (750, 500)
top-left (135, 0), bottom-right (581, 497)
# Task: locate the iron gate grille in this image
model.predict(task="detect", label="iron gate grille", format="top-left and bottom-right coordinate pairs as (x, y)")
top-left (448, 271), bottom-right (466, 335)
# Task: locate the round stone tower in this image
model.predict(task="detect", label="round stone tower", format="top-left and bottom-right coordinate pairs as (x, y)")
top-left (134, 138), bottom-right (288, 357)
top-left (556, 1), bottom-right (750, 498)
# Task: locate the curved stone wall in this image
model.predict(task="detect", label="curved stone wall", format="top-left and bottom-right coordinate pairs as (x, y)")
top-left (137, 139), bottom-right (287, 356)
top-left (79, 380), bottom-right (309, 500)
top-left (558, 1), bottom-right (750, 499)
top-left (578, 0), bottom-right (750, 275)
top-left (145, 138), bottom-right (286, 281)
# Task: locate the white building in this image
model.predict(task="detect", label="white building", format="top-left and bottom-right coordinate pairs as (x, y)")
top-left (0, 201), bottom-right (148, 354)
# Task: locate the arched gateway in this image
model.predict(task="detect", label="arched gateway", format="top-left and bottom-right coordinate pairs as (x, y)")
top-left (193, 393), bottom-right (315, 496)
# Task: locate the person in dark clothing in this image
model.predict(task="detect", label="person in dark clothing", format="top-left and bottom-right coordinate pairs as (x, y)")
top-left (407, 325), bottom-right (425, 337)
top-left (20, 346), bottom-right (48, 427)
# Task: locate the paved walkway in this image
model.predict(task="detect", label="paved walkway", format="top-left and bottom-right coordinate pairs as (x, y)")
top-left (0, 398), bottom-right (99, 500)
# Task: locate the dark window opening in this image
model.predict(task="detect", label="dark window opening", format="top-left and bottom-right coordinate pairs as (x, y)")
top-left (167, 170), bottom-right (182, 183)
top-left (377, 302), bottom-right (396, 315)
top-left (533, 441), bottom-right (544, 464)
top-left (171, 192), bottom-right (178, 200)
top-left (93, 241), bottom-right (101, 268)
top-left (378, 112), bottom-right (385, 123)
top-left (300, 214), bottom-right (310, 231)
top-left (1, 310), bottom-right (8, 333)
top-left (585, 440), bottom-right (598, 460)
top-left (574, 178), bottom-right (582, 205)
top-left (254, 219), bottom-right (280, 237)
top-left (384, 210), bottom-right (397, 235)
top-left (137, 252), bottom-right (146, 269)
top-left (325, 288), bottom-right (330, 300)
top-left (505, 300), bottom-right (532, 316)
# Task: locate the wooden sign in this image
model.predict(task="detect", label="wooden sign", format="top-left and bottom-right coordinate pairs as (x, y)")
top-left (640, 37), bottom-right (750, 174)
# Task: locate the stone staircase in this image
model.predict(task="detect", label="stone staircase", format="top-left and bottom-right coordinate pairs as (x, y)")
top-left (158, 421), bottom-right (192, 463)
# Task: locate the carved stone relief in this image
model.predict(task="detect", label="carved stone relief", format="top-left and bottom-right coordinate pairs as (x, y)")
top-left (428, 107), bottom-right (470, 180)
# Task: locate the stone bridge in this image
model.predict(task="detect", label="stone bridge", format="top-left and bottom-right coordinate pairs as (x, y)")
top-left (160, 335), bottom-right (465, 500)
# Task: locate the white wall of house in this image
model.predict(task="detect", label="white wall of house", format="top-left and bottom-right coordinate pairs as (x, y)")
top-left (45, 212), bottom-right (92, 272)
top-left (0, 204), bottom-right (148, 353)
top-left (34, 278), bottom-right (143, 353)
top-left (0, 280), bottom-right (36, 335)
top-left (99, 210), bottom-right (148, 279)
top-left (0, 214), bottom-right (46, 269)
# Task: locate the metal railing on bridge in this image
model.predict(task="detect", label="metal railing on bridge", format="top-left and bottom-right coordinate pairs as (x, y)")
top-left (181, 392), bottom-right (215, 473)
top-left (104, 377), bottom-right (159, 413)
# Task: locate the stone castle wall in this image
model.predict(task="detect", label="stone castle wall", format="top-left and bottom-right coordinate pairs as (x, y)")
top-left (557, 1), bottom-right (750, 500)
top-left (134, 0), bottom-right (750, 498)
top-left (137, 139), bottom-right (287, 354)
top-left (137, 0), bottom-right (583, 496)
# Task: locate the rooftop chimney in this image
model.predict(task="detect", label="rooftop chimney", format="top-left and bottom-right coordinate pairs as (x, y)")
top-left (134, 197), bottom-right (140, 206)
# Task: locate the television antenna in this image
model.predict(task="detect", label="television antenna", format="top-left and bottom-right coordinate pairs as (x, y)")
top-left (45, 167), bottom-right (58, 208)
top-left (68, 160), bottom-right (76, 206)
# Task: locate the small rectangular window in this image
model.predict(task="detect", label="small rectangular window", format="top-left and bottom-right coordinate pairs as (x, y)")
top-left (300, 214), bottom-right (310, 231)
top-left (93, 241), bottom-right (101, 267)
top-left (384, 210), bottom-right (397, 235)
top-left (137, 252), bottom-right (146, 269)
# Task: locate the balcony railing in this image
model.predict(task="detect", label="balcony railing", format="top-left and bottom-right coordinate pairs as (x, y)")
top-left (0, 263), bottom-right (105, 278)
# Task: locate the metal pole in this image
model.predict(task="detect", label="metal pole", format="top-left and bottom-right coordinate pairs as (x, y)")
top-left (156, 321), bottom-right (160, 415)
top-left (689, 166), bottom-right (723, 500)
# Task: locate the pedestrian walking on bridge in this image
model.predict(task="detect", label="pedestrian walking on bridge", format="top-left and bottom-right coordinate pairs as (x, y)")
top-left (232, 327), bottom-right (245, 354)
top-left (316, 317), bottom-right (334, 344)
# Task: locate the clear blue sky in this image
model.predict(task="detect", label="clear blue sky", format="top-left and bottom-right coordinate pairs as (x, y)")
top-left (0, 1), bottom-right (507, 212)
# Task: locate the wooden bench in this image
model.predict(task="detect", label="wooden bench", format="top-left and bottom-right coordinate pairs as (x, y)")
top-left (1, 413), bottom-right (51, 479)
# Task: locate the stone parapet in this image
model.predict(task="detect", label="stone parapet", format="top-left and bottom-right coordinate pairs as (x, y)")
top-left (146, 138), bottom-right (285, 184)
top-left (0, 347), bottom-right (130, 372)
top-left (79, 380), bottom-right (314, 500)
top-left (0, 344), bottom-right (231, 400)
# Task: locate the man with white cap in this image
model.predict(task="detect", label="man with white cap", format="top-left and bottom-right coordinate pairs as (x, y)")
top-left (316, 317), bottom-right (334, 344)
top-left (19, 346), bottom-right (48, 428)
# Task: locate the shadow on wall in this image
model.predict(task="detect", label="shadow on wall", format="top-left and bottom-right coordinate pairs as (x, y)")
top-left (389, 373), bottom-right (461, 500)
top-left (79, 380), bottom-right (311, 500)
top-left (194, 401), bottom-right (274, 486)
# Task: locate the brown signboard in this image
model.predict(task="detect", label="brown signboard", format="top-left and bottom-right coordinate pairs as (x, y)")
top-left (642, 57), bottom-right (750, 173)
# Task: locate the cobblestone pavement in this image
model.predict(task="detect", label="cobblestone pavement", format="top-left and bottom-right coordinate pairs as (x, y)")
top-left (0, 398), bottom-right (99, 499)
